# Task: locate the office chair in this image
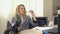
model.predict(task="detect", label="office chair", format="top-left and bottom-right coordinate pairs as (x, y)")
top-left (4, 21), bottom-right (13, 34)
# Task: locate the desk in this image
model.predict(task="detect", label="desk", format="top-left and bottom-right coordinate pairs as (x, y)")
top-left (19, 25), bottom-right (58, 34)
top-left (33, 25), bottom-right (58, 34)
top-left (19, 29), bottom-right (43, 34)
top-left (46, 27), bottom-right (58, 34)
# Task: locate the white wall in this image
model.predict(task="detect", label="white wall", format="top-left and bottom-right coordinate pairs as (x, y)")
top-left (0, 0), bottom-right (11, 34)
top-left (14, 0), bottom-right (43, 17)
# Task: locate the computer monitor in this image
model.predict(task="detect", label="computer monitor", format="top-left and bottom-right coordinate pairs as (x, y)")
top-left (36, 17), bottom-right (48, 27)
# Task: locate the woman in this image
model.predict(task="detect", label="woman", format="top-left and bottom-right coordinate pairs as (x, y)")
top-left (11, 4), bottom-right (35, 33)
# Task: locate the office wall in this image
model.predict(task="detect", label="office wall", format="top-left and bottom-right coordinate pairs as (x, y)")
top-left (14, 0), bottom-right (43, 17)
top-left (0, 17), bottom-right (1, 34)
top-left (44, 0), bottom-right (60, 21)
top-left (57, 0), bottom-right (60, 14)
top-left (53, 0), bottom-right (60, 15)
top-left (44, 0), bottom-right (53, 21)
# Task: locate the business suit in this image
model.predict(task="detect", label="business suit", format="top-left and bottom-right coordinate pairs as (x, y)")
top-left (11, 15), bottom-right (35, 32)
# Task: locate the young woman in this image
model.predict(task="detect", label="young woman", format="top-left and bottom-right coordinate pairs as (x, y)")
top-left (11, 4), bottom-right (35, 33)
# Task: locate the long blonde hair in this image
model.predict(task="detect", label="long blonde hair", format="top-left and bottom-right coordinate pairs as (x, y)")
top-left (16, 4), bottom-right (26, 16)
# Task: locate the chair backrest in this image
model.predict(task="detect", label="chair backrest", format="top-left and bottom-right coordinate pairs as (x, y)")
top-left (7, 21), bottom-right (12, 30)
top-left (54, 15), bottom-right (58, 25)
top-left (58, 14), bottom-right (60, 34)
top-left (3, 21), bottom-right (13, 34)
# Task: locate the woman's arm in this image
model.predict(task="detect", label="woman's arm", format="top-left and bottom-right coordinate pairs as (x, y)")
top-left (28, 16), bottom-right (36, 27)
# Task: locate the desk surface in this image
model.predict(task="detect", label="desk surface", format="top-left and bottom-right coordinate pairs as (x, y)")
top-left (19, 25), bottom-right (58, 34)
top-left (46, 25), bottom-right (58, 33)
top-left (19, 29), bottom-right (43, 34)
top-left (33, 25), bottom-right (58, 33)
top-left (46, 27), bottom-right (58, 33)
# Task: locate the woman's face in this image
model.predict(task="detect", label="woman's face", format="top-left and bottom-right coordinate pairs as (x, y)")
top-left (19, 6), bottom-right (26, 15)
